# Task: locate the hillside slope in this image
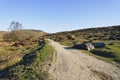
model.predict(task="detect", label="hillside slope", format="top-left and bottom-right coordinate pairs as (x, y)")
top-left (47, 25), bottom-right (120, 42)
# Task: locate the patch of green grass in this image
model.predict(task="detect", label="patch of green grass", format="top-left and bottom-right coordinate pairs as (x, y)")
top-left (59, 39), bottom-right (73, 47)
top-left (19, 40), bottom-right (55, 80)
top-left (90, 41), bottom-right (120, 63)
top-left (80, 49), bottom-right (116, 64)
top-left (38, 40), bottom-right (54, 62)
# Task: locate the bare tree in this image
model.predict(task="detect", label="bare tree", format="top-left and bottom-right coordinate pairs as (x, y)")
top-left (9, 21), bottom-right (22, 31)
top-left (8, 21), bottom-right (23, 42)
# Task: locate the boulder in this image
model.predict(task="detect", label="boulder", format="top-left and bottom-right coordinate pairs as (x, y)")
top-left (73, 43), bottom-right (95, 51)
top-left (92, 42), bottom-right (106, 48)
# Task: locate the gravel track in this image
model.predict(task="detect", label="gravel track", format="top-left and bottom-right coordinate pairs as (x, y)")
top-left (48, 40), bottom-right (120, 80)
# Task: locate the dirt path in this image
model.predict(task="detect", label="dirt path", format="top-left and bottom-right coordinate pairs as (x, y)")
top-left (48, 39), bottom-right (120, 80)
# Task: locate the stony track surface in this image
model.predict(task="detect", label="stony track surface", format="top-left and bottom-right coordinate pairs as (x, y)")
top-left (48, 40), bottom-right (120, 80)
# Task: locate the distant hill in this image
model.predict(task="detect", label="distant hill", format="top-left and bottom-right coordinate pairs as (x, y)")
top-left (47, 25), bottom-right (120, 42)
top-left (22, 29), bottom-right (46, 37)
top-left (22, 29), bottom-right (44, 32)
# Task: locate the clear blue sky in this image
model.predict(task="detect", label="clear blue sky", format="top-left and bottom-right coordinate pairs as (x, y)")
top-left (0, 0), bottom-right (120, 33)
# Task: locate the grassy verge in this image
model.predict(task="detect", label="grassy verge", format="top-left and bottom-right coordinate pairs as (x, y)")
top-left (80, 50), bottom-right (115, 63)
top-left (0, 40), bottom-right (55, 80)
top-left (19, 40), bottom-right (55, 80)
top-left (38, 40), bottom-right (54, 62)
top-left (89, 41), bottom-right (120, 63)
